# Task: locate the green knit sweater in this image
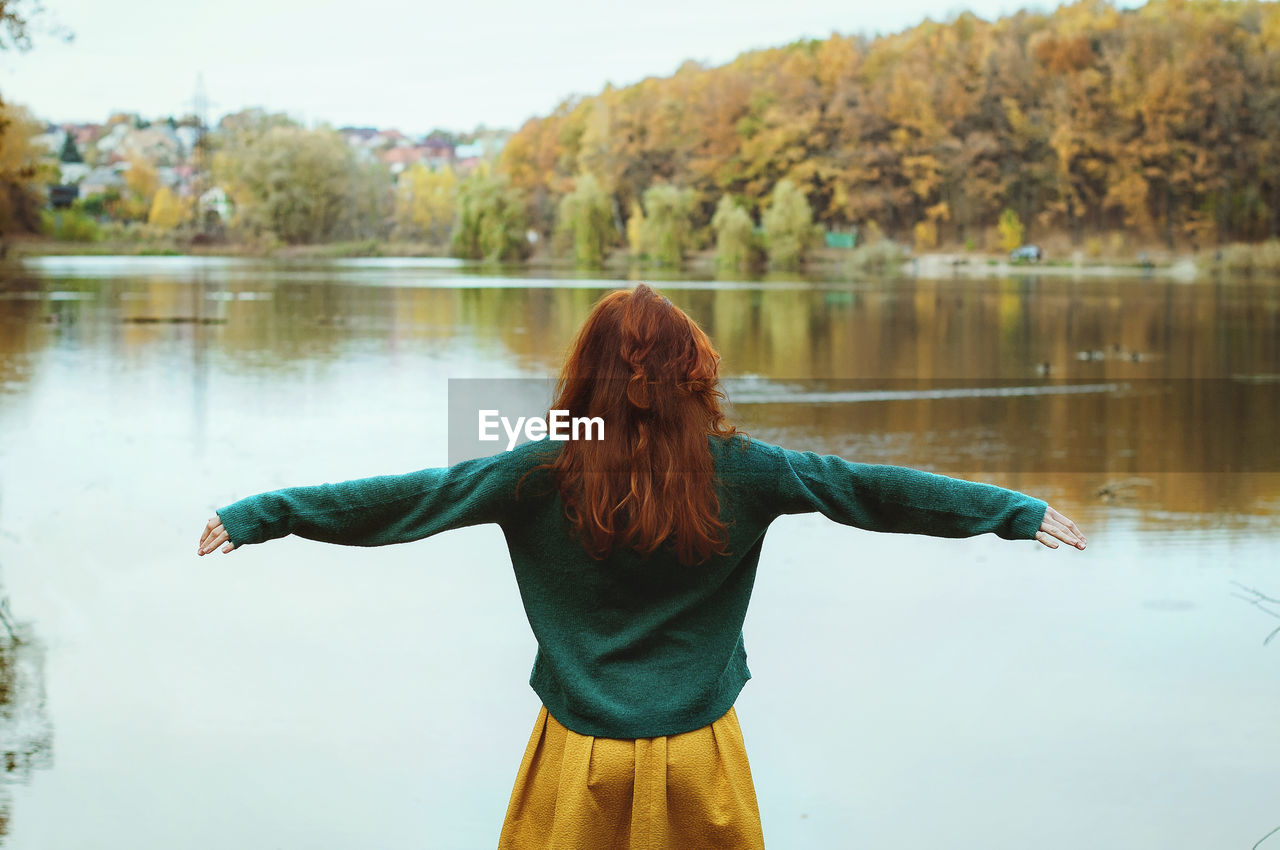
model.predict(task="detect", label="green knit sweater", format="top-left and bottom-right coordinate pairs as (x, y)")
top-left (216, 435), bottom-right (1047, 739)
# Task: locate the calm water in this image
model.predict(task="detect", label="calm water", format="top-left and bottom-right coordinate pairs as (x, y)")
top-left (0, 256), bottom-right (1277, 849)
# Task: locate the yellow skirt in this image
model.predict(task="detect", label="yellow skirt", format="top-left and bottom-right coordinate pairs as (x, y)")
top-left (498, 705), bottom-right (766, 850)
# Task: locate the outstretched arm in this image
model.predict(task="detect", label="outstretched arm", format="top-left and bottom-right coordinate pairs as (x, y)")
top-left (769, 443), bottom-right (1085, 548)
top-left (196, 447), bottom-right (544, 556)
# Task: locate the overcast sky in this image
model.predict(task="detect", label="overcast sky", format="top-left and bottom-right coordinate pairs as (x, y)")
top-left (0, 0), bottom-right (1139, 135)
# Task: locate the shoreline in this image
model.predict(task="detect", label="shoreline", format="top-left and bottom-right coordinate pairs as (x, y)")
top-left (906, 252), bottom-right (1202, 281)
top-left (0, 236), bottom-right (1230, 281)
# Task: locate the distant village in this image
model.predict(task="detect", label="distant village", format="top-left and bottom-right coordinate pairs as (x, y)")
top-left (30, 111), bottom-right (511, 225)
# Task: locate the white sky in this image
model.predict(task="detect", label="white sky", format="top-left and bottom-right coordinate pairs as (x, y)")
top-left (0, 0), bottom-right (1137, 135)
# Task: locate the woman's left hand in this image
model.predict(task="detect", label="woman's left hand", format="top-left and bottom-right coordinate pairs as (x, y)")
top-left (197, 516), bottom-right (235, 556)
top-left (1036, 505), bottom-right (1086, 550)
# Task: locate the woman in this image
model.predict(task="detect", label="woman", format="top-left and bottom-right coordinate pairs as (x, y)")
top-left (197, 283), bottom-right (1086, 849)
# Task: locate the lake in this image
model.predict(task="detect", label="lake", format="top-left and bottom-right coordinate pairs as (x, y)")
top-left (0, 255), bottom-right (1277, 849)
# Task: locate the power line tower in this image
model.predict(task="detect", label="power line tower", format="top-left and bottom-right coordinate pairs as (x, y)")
top-left (183, 72), bottom-right (218, 238)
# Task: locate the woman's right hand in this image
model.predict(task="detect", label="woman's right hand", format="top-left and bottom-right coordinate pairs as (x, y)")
top-left (197, 516), bottom-right (235, 556)
top-left (1036, 505), bottom-right (1086, 550)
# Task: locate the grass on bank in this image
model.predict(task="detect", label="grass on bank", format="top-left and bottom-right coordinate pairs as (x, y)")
top-left (1203, 240), bottom-right (1280, 275)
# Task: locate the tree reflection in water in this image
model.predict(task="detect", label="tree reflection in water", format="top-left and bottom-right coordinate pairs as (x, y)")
top-left (0, 593), bottom-right (52, 840)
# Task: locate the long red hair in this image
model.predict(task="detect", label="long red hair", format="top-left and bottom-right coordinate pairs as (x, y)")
top-left (537, 283), bottom-right (739, 565)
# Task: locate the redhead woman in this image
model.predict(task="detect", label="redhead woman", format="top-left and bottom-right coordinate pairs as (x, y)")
top-left (197, 283), bottom-right (1086, 849)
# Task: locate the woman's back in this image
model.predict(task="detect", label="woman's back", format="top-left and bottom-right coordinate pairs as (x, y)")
top-left (502, 431), bottom-right (1047, 738)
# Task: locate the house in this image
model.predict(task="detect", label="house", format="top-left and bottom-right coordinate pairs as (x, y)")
top-left (80, 166), bottom-right (126, 196)
top-left (379, 146), bottom-right (425, 176)
top-left (32, 125), bottom-right (67, 156)
top-left (95, 123), bottom-right (132, 160)
top-left (199, 186), bottom-right (231, 222)
top-left (48, 185), bottom-right (79, 209)
top-left (59, 162), bottom-right (91, 184)
top-left (339, 126), bottom-right (380, 147)
top-left (421, 136), bottom-right (455, 170)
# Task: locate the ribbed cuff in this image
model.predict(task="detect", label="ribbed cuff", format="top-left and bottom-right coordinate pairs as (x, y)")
top-left (1013, 498), bottom-right (1049, 540)
top-left (215, 500), bottom-right (259, 548)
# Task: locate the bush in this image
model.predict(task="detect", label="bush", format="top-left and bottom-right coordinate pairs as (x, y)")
top-left (41, 209), bottom-right (102, 242)
top-left (845, 238), bottom-right (908, 277)
top-left (1213, 240), bottom-right (1280, 275)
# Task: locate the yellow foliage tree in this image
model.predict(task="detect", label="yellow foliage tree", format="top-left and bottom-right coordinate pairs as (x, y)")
top-left (997, 208), bottom-right (1025, 253)
top-left (395, 164), bottom-right (458, 244)
top-left (125, 154), bottom-right (159, 206)
top-left (147, 186), bottom-right (187, 230)
top-left (0, 99), bottom-right (52, 235)
top-left (626, 200), bottom-right (646, 258)
top-left (914, 220), bottom-right (939, 250)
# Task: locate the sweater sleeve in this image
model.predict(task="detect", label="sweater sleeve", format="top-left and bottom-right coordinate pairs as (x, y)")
top-left (214, 449), bottom-right (532, 549)
top-left (768, 443), bottom-right (1047, 541)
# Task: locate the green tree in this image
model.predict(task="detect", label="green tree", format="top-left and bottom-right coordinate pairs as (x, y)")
top-left (212, 125), bottom-right (357, 244)
top-left (997, 207), bottom-right (1025, 253)
top-left (59, 133), bottom-right (82, 163)
top-left (553, 173), bottom-right (614, 267)
top-left (761, 179), bottom-right (818, 269)
top-left (640, 184), bottom-right (696, 267)
top-left (342, 158), bottom-right (395, 241)
top-left (452, 169), bottom-right (530, 262)
top-left (711, 195), bottom-right (758, 271)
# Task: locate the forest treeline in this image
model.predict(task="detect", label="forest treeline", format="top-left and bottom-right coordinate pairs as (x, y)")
top-left (499, 0), bottom-right (1280, 253)
top-left (9, 0), bottom-right (1280, 270)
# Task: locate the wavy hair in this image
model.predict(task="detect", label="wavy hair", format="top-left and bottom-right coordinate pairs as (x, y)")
top-left (535, 283), bottom-right (739, 566)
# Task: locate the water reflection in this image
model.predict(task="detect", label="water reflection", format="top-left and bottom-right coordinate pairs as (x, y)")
top-left (0, 596), bottom-right (52, 839)
top-left (4, 261), bottom-right (1277, 526)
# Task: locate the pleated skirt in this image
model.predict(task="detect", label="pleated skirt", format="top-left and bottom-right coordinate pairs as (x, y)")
top-left (498, 704), bottom-right (766, 850)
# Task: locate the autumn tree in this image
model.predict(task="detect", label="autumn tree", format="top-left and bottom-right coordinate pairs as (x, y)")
top-left (496, 0), bottom-right (1280, 250)
top-left (625, 200), bottom-right (645, 259)
top-left (0, 99), bottom-right (48, 236)
top-left (394, 163), bottom-right (457, 245)
top-left (147, 186), bottom-right (187, 230)
top-left (122, 154), bottom-right (159, 221)
top-left (997, 208), bottom-right (1025, 253)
